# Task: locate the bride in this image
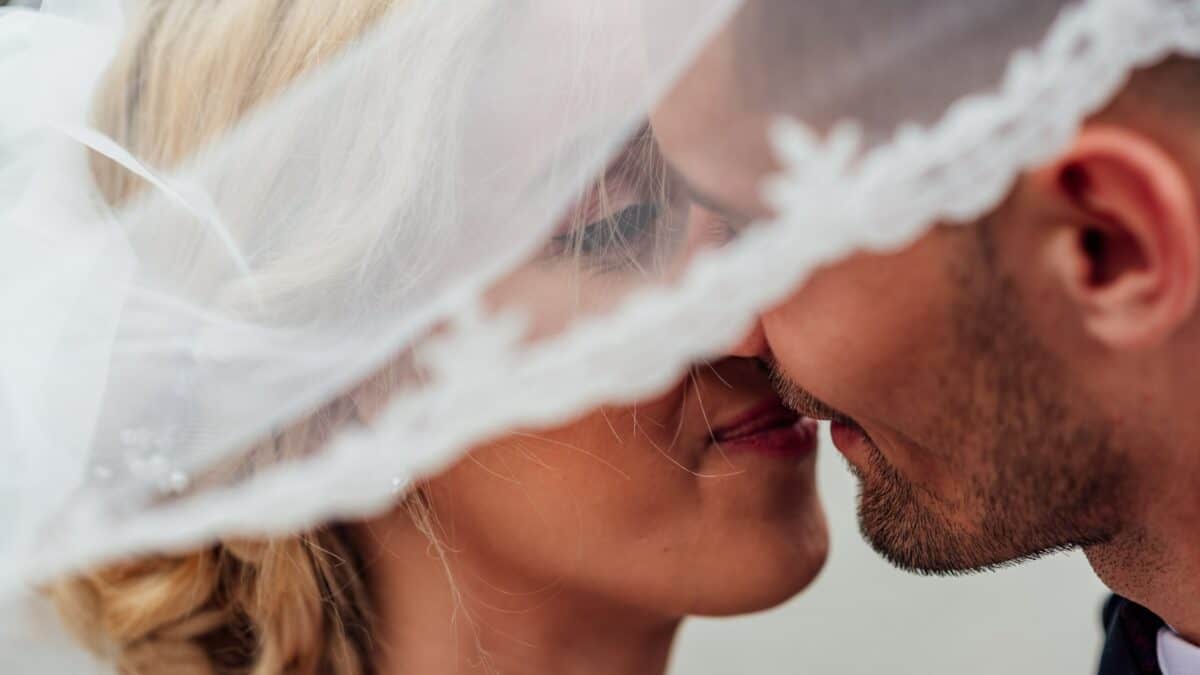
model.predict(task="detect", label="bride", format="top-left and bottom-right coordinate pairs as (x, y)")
top-left (41, 2), bottom-right (827, 674)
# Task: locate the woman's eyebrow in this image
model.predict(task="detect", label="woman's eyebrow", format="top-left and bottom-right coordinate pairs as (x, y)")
top-left (682, 179), bottom-right (756, 225)
top-left (666, 162), bottom-right (758, 225)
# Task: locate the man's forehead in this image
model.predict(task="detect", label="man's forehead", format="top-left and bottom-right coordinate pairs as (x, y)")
top-left (650, 0), bottom-right (1063, 223)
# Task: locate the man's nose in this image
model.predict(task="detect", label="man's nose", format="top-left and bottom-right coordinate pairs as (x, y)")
top-left (726, 321), bottom-right (768, 358)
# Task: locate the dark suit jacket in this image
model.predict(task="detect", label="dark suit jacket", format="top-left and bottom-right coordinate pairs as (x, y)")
top-left (1098, 595), bottom-right (1165, 675)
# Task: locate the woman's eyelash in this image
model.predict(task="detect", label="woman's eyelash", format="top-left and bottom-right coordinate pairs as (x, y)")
top-left (553, 203), bottom-right (660, 256)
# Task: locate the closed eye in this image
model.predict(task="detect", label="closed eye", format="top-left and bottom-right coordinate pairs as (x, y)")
top-left (551, 202), bottom-right (660, 261)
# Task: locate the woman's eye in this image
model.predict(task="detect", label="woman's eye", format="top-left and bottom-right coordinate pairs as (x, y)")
top-left (552, 202), bottom-right (660, 262)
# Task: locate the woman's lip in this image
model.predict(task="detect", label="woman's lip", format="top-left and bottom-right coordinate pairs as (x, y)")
top-left (711, 400), bottom-right (800, 441)
top-left (710, 400), bottom-right (818, 459)
top-left (714, 418), bottom-right (819, 459)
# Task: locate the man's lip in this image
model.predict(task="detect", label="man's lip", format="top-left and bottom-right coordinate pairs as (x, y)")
top-left (830, 419), bottom-right (871, 466)
top-left (711, 399), bottom-right (800, 441)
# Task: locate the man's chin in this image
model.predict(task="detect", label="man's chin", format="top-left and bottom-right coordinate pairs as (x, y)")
top-left (855, 487), bottom-right (1088, 577)
top-left (852, 463), bottom-right (991, 576)
top-left (857, 510), bottom-right (992, 577)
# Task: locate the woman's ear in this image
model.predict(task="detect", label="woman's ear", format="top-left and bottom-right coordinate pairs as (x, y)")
top-left (1031, 124), bottom-right (1200, 349)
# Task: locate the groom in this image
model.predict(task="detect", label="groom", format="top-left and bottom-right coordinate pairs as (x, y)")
top-left (652, 5), bottom-right (1200, 675)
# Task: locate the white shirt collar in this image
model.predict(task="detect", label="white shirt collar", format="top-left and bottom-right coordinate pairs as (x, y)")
top-left (1157, 626), bottom-right (1200, 675)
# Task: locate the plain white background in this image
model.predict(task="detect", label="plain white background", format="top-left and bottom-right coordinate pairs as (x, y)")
top-left (672, 428), bottom-right (1109, 674)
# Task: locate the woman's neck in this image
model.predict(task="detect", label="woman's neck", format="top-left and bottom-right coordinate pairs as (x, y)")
top-left (357, 512), bottom-right (681, 675)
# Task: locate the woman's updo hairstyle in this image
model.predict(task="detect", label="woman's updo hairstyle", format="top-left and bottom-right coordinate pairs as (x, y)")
top-left (51, 2), bottom-right (399, 673)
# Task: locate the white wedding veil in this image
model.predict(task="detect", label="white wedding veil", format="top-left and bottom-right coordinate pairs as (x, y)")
top-left (3, 0), bottom-right (1200, 671)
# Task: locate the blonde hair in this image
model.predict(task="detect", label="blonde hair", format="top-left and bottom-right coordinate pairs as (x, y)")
top-left (52, 2), bottom-right (399, 673)
top-left (91, 0), bottom-right (395, 204)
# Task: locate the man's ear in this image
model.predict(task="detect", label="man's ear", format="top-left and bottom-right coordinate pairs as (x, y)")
top-left (1029, 124), bottom-right (1200, 349)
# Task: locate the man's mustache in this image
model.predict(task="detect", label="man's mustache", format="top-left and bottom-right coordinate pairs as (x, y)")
top-left (765, 360), bottom-right (852, 424)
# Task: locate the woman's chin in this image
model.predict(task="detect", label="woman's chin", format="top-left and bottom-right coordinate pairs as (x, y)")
top-left (665, 457), bottom-right (830, 616)
top-left (690, 523), bottom-right (829, 617)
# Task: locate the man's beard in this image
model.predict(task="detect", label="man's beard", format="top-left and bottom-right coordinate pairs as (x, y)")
top-left (767, 367), bottom-right (849, 425)
top-left (767, 250), bottom-right (1134, 576)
